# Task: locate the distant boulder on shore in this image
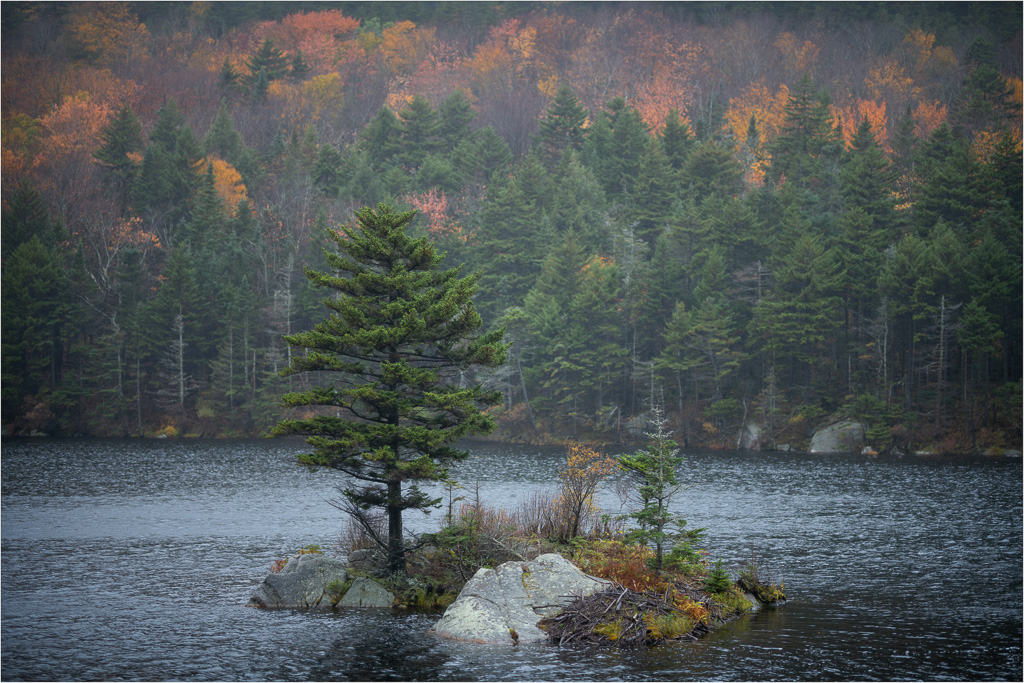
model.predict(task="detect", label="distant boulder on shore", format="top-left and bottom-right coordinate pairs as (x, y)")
top-left (809, 420), bottom-right (866, 453)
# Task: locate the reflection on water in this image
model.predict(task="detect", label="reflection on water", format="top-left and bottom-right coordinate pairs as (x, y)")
top-left (1, 438), bottom-right (1021, 681)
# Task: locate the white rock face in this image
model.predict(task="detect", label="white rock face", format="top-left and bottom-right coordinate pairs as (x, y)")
top-left (809, 420), bottom-right (866, 453)
top-left (431, 553), bottom-right (609, 645)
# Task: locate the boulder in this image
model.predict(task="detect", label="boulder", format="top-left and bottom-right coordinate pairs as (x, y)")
top-left (431, 553), bottom-right (609, 645)
top-left (738, 422), bottom-right (764, 450)
top-left (246, 553), bottom-right (348, 609)
top-left (346, 548), bottom-right (387, 572)
top-left (809, 421), bottom-right (865, 453)
top-left (336, 577), bottom-right (394, 608)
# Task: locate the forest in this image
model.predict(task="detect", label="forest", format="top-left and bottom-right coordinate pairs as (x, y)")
top-left (1, 1), bottom-right (1021, 453)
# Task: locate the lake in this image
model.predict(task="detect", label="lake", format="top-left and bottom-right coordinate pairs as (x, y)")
top-left (1, 438), bottom-right (1020, 681)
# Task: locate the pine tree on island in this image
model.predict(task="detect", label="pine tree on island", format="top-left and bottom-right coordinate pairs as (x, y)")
top-left (271, 204), bottom-right (508, 575)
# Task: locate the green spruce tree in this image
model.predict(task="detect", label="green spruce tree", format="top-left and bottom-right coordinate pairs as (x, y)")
top-left (270, 204), bottom-right (507, 574)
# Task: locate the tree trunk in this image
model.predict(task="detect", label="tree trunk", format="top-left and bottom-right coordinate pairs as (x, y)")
top-left (387, 479), bottom-right (406, 575)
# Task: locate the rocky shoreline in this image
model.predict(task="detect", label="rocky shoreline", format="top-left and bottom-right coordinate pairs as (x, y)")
top-left (247, 551), bottom-right (782, 647)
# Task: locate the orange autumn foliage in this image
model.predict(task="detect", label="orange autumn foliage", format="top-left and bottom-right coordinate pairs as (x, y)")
top-left (838, 99), bottom-right (889, 149)
top-left (635, 44), bottom-right (703, 132)
top-left (724, 80), bottom-right (790, 183)
top-left (403, 189), bottom-right (464, 242)
top-left (912, 100), bottom-right (947, 140)
top-left (207, 157), bottom-right (248, 213)
top-left (774, 31), bottom-right (820, 75)
top-left (380, 21), bottom-right (436, 76)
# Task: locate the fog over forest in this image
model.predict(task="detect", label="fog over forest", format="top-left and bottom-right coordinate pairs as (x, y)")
top-left (2, 1), bottom-right (1020, 454)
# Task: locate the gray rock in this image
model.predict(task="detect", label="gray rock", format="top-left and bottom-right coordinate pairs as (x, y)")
top-left (738, 422), bottom-right (764, 450)
top-left (346, 548), bottom-right (386, 571)
top-left (809, 421), bottom-right (865, 453)
top-left (776, 444), bottom-right (792, 452)
top-left (337, 577), bottom-right (394, 608)
top-left (431, 553), bottom-right (609, 645)
top-left (246, 553), bottom-right (348, 609)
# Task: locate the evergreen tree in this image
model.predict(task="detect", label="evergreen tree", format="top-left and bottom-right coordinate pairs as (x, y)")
top-left (454, 125), bottom-right (512, 185)
top-left (534, 83), bottom-right (588, 167)
top-left (473, 174), bottom-right (543, 325)
top-left (752, 233), bottom-right (843, 404)
top-left (630, 136), bottom-right (677, 249)
top-left (219, 58), bottom-right (239, 89)
top-left (93, 104), bottom-right (145, 213)
top-left (768, 74), bottom-right (841, 188)
top-left (602, 103), bottom-right (649, 198)
top-left (252, 66), bottom-right (270, 99)
top-left (437, 89), bottom-right (476, 149)
top-left (289, 49), bottom-right (311, 79)
top-left (270, 204), bottom-right (507, 575)
top-left (360, 107), bottom-right (403, 170)
top-left (618, 409), bottom-right (688, 572)
top-left (245, 38), bottom-right (290, 84)
top-left (680, 139), bottom-right (744, 204)
top-left (397, 95), bottom-right (442, 170)
top-left (204, 100), bottom-right (256, 179)
top-left (660, 108), bottom-right (696, 171)
top-left (548, 149), bottom-right (609, 253)
top-left (1, 183), bottom-right (60, 259)
top-left (841, 118), bottom-right (898, 240)
top-left (1, 236), bottom-right (72, 427)
top-left (913, 125), bottom-right (991, 234)
top-left (135, 98), bottom-right (204, 246)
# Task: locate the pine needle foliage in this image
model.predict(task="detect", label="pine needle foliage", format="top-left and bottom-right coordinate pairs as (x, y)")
top-left (271, 203), bottom-right (508, 574)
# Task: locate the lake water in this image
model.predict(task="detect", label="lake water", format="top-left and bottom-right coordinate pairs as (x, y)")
top-left (1, 438), bottom-right (1021, 681)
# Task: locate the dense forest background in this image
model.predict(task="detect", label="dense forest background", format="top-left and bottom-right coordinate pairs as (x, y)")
top-left (2, 1), bottom-right (1021, 453)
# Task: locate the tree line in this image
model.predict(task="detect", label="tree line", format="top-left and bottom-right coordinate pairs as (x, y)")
top-left (2, 2), bottom-right (1020, 452)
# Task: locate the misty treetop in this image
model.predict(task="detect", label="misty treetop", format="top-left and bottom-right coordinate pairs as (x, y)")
top-left (2, 1), bottom-right (1020, 453)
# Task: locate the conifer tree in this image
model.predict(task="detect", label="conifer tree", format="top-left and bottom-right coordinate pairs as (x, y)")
top-left (271, 204), bottom-right (507, 574)
top-left (289, 50), bottom-right (311, 79)
top-left (245, 38), bottom-right (290, 84)
top-left (630, 135), bottom-right (679, 248)
top-left (840, 118), bottom-right (897, 239)
top-left (360, 107), bottom-right (403, 170)
top-left (219, 58), bottom-right (239, 89)
top-left (680, 139), bottom-right (744, 204)
top-left (618, 408), bottom-right (689, 572)
top-left (534, 83), bottom-right (588, 167)
top-left (397, 95), bottom-right (442, 170)
top-left (768, 74), bottom-right (841, 188)
top-left (437, 89), bottom-right (476, 149)
top-left (94, 104), bottom-right (144, 213)
top-left (606, 105), bottom-right (649, 197)
top-left (1, 236), bottom-right (71, 425)
top-left (660, 108), bottom-right (696, 171)
top-left (473, 174), bottom-right (542, 324)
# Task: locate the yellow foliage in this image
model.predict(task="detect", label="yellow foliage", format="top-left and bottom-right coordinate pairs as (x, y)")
top-left (511, 26), bottom-right (537, 60)
top-left (537, 74), bottom-right (559, 98)
top-left (380, 21), bottom-right (435, 75)
top-left (207, 157), bottom-right (247, 214)
top-left (865, 58), bottom-right (919, 103)
top-left (357, 31), bottom-right (382, 55)
top-left (303, 73), bottom-right (344, 121)
top-left (65, 2), bottom-right (150, 67)
top-left (774, 31), bottom-right (819, 74)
